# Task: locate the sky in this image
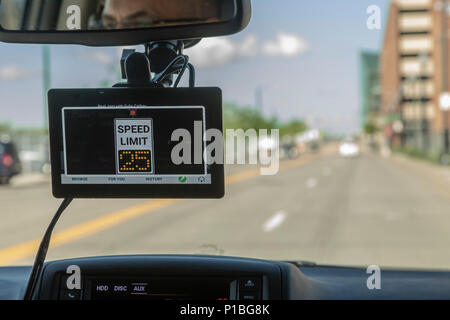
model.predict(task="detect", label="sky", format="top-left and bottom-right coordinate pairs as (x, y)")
top-left (0, 0), bottom-right (390, 135)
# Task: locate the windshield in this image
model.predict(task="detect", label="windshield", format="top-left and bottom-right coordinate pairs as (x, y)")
top-left (1, 0), bottom-right (450, 271)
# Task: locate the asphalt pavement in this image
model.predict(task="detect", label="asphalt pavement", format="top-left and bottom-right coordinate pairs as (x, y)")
top-left (1, 145), bottom-right (450, 270)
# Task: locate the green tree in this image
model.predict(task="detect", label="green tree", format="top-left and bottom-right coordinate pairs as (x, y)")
top-left (223, 102), bottom-right (279, 131)
top-left (363, 121), bottom-right (378, 135)
top-left (223, 102), bottom-right (309, 137)
top-left (279, 119), bottom-right (308, 136)
top-left (0, 122), bottom-right (12, 134)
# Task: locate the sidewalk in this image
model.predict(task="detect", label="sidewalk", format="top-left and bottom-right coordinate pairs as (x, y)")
top-left (388, 151), bottom-right (450, 197)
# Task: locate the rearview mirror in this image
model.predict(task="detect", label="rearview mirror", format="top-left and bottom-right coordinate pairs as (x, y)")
top-left (0, 0), bottom-right (251, 46)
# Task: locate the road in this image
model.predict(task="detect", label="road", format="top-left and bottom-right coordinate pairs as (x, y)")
top-left (2, 144), bottom-right (450, 270)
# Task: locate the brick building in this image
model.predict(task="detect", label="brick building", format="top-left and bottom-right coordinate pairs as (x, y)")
top-left (380, 0), bottom-right (450, 157)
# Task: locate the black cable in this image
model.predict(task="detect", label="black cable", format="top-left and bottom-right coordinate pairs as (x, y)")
top-left (24, 198), bottom-right (73, 300)
top-left (174, 56), bottom-right (189, 88)
top-left (159, 57), bottom-right (187, 85)
top-left (152, 55), bottom-right (185, 84)
top-left (188, 63), bottom-right (196, 88)
top-left (152, 54), bottom-right (193, 88)
top-left (156, 64), bottom-right (184, 84)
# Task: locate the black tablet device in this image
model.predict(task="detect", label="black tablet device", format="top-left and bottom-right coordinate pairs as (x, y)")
top-left (48, 87), bottom-right (224, 199)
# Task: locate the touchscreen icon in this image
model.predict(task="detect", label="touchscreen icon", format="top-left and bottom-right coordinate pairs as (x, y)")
top-left (178, 176), bottom-right (187, 183)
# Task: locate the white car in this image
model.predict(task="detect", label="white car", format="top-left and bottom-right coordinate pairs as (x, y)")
top-left (339, 141), bottom-right (360, 158)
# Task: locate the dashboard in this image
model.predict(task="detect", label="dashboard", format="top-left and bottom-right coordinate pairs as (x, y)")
top-left (36, 255), bottom-right (281, 300)
top-left (2, 255), bottom-right (450, 300)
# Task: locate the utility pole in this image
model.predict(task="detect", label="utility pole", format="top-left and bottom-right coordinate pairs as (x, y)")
top-left (255, 86), bottom-right (264, 112)
top-left (42, 45), bottom-right (51, 131)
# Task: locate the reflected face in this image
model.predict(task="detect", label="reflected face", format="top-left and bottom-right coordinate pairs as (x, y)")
top-left (102, 0), bottom-right (220, 29)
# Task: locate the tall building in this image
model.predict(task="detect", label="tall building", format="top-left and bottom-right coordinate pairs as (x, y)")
top-left (359, 51), bottom-right (380, 131)
top-left (380, 0), bottom-right (450, 156)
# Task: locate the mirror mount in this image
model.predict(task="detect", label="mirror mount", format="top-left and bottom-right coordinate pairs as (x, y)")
top-left (113, 49), bottom-right (159, 88)
top-left (114, 40), bottom-right (195, 88)
top-left (146, 40), bottom-right (181, 74)
top-left (121, 50), bottom-right (153, 86)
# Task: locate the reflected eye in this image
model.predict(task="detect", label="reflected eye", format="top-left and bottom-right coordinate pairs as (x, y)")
top-left (101, 17), bottom-right (117, 30)
top-left (100, 12), bottom-right (155, 30)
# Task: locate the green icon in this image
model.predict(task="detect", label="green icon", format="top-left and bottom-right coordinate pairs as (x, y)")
top-left (178, 176), bottom-right (187, 183)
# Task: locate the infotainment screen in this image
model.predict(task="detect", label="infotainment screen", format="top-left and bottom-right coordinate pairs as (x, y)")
top-left (88, 277), bottom-right (237, 300)
top-left (48, 88), bottom-right (224, 199)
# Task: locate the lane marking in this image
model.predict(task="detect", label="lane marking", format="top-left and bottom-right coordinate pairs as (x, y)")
top-left (225, 168), bottom-right (260, 185)
top-left (306, 177), bottom-right (318, 189)
top-left (262, 211), bottom-right (287, 232)
top-left (0, 153), bottom-right (321, 266)
top-left (0, 200), bottom-right (178, 266)
top-left (279, 154), bottom-right (319, 171)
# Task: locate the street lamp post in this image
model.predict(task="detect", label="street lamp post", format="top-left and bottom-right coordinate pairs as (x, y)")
top-left (444, 104), bottom-right (450, 156)
top-left (440, 93), bottom-right (450, 164)
top-left (443, 0), bottom-right (450, 156)
top-left (419, 52), bottom-right (430, 151)
top-left (401, 76), bottom-right (416, 148)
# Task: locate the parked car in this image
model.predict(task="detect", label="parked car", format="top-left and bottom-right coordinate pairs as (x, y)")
top-left (280, 142), bottom-right (299, 159)
top-left (0, 139), bottom-right (22, 184)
